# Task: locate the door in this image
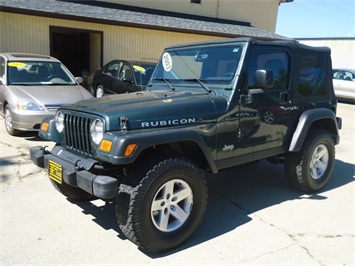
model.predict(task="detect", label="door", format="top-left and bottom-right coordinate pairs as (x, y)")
top-left (115, 62), bottom-right (138, 93)
top-left (100, 60), bottom-right (121, 94)
top-left (240, 48), bottom-right (292, 153)
top-left (216, 48), bottom-right (293, 161)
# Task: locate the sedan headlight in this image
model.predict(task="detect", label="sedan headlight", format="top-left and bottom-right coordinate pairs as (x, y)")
top-left (17, 100), bottom-right (43, 111)
top-left (55, 111), bottom-right (64, 133)
top-left (90, 119), bottom-right (104, 145)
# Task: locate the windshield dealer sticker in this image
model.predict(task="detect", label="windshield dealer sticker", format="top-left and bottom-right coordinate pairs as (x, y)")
top-left (8, 62), bottom-right (27, 67)
top-left (162, 52), bottom-right (172, 72)
top-left (133, 65), bottom-right (146, 74)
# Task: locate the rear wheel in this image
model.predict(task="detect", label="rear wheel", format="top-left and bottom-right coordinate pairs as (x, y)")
top-left (116, 156), bottom-right (207, 253)
top-left (4, 105), bottom-right (20, 136)
top-left (285, 129), bottom-right (335, 192)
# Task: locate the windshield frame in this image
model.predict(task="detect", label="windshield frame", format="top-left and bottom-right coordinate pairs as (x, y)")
top-left (150, 42), bottom-right (248, 97)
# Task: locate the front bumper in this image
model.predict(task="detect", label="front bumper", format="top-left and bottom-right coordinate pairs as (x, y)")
top-left (30, 146), bottom-right (118, 199)
top-left (11, 110), bottom-right (55, 131)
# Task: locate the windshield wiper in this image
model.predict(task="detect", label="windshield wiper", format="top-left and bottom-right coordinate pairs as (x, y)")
top-left (183, 78), bottom-right (212, 93)
top-left (153, 78), bottom-right (175, 91)
top-left (10, 83), bottom-right (31, 86)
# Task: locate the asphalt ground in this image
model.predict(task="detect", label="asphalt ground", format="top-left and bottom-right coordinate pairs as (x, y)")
top-left (1, 102), bottom-right (354, 265)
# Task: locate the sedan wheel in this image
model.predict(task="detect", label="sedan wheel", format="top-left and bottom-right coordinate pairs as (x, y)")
top-left (4, 105), bottom-right (20, 136)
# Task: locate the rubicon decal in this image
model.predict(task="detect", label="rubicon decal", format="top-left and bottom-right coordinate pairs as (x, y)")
top-left (142, 118), bottom-right (196, 128)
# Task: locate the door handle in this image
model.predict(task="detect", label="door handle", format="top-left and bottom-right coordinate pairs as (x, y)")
top-left (279, 92), bottom-right (288, 104)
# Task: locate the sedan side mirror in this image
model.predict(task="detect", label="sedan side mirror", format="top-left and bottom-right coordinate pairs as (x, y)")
top-left (75, 77), bottom-right (84, 84)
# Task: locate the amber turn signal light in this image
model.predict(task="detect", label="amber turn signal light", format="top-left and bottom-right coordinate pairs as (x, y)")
top-left (41, 122), bottom-right (49, 132)
top-left (124, 143), bottom-right (137, 156)
top-left (100, 139), bottom-right (112, 152)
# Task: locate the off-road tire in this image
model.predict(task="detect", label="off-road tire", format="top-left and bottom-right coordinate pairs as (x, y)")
top-left (49, 179), bottom-right (95, 201)
top-left (116, 156), bottom-right (208, 253)
top-left (285, 129), bottom-right (335, 193)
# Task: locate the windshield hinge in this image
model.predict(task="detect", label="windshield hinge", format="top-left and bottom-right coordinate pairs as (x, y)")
top-left (120, 116), bottom-right (128, 133)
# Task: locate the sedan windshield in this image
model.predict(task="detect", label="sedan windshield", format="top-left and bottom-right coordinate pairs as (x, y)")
top-left (152, 44), bottom-right (244, 85)
top-left (7, 61), bottom-right (77, 85)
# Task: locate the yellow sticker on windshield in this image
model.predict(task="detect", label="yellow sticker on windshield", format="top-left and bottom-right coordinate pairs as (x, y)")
top-left (133, 65), bottom-right (146, 74)
top-left (8, 62), bottom-right (27, 67)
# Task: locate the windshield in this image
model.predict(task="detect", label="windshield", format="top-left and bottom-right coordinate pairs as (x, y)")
top-left (152, 44), bottom-right (245, 87)
top-left (133, 64), bottom-right (156, 85)
top-left (7, 61), bottom-right (77, 85)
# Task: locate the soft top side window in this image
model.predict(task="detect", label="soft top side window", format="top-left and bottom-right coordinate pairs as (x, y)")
top-left (298, 55), bottom-right (327, 97)
top-left (248, 49), bottom-right (289, 90)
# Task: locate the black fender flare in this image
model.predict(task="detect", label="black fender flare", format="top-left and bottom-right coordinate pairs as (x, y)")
top-left (97, 127), bottom-right (218, 173)
top-left (289, 108), bottom-right (340, 152)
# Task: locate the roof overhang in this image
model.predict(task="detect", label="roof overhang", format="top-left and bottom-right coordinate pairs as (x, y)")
top-left (0, 0), bottom-right (291, 41)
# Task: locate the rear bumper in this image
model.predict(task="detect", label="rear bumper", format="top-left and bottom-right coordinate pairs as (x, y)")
top-left (30, 146), bottom-right (118, 199)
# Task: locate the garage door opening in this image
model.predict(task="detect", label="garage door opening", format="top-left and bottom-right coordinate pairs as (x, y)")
top-left (50, 26), bottom-right (103, 78)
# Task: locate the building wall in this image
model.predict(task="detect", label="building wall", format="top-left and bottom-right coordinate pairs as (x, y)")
top-left (100, 0), bottom-right (281, 31)
top-left (0, 12), bottom-right (224, 73)
top-left (299, 39), bottom-right (355, 69)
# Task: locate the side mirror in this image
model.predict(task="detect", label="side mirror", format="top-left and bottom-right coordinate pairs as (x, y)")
top-left (75, 77), bottom-right (83, 84)
top-left (122, 77), bottom-right (133, 83)
top-left (254, 69), bottom-right (274, 88)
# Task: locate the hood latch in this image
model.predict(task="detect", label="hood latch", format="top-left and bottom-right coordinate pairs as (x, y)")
top-left (120, 116), bottom-right (128, 134)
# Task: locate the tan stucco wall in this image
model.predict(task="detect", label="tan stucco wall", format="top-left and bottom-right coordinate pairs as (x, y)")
top-left (0, 12), bottom-right (223, 73)
top-left (101, 0), bottom-right (281, 31)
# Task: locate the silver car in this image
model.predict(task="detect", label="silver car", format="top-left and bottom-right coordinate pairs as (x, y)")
top-left (332, 68), bottom-right (355, 102)
top-left (0, 53), bottom-right (93, 135)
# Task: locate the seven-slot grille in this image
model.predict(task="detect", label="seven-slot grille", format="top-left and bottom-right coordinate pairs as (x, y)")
top-left (63, 113), bottom-right (93, 156)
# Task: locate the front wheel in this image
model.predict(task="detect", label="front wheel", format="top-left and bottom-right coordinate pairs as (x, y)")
top-left (285, 129), bottom-right (335, 193)
top-left (116, 157), bottom-right (207, 253)
top-left (4, 105), bottom-right (20, 136)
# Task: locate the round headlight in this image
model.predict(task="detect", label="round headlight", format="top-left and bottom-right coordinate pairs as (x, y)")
top-left (55, 111), bottom-right (64, 133)
top-left (90, 119), bottom-right (104, 145)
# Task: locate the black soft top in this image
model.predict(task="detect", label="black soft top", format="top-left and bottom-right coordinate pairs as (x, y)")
top-left (166, 37), bottom-right (331, 54)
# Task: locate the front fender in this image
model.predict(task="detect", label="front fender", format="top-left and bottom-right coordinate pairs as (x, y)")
top-left (38, 116), bottom-right (59, 141)
top-left (96, 128), bottom-right (218, 173)
top-left (289, 108), bottom-right (340, 152)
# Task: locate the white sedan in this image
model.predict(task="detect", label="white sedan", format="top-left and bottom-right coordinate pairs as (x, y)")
top-left (332, 68), bottom-right (355, 102)
top-left (0, 53), bottom-right (93, 136)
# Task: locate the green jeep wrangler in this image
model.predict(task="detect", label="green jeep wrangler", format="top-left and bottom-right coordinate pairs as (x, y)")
top-left (30, 37), bottom-right (342, 253)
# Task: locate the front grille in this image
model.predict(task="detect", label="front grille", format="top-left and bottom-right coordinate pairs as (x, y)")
top-left (64, 113), bottom-right (92, 156)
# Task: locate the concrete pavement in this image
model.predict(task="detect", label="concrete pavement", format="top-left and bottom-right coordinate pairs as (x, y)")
top-left (1, 103), bottom-right (354, 265)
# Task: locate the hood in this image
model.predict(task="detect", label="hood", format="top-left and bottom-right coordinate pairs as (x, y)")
top-left (62, 90), bottom-right (229, 131)
top-left (10, 85), bottom-right (93, 106)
